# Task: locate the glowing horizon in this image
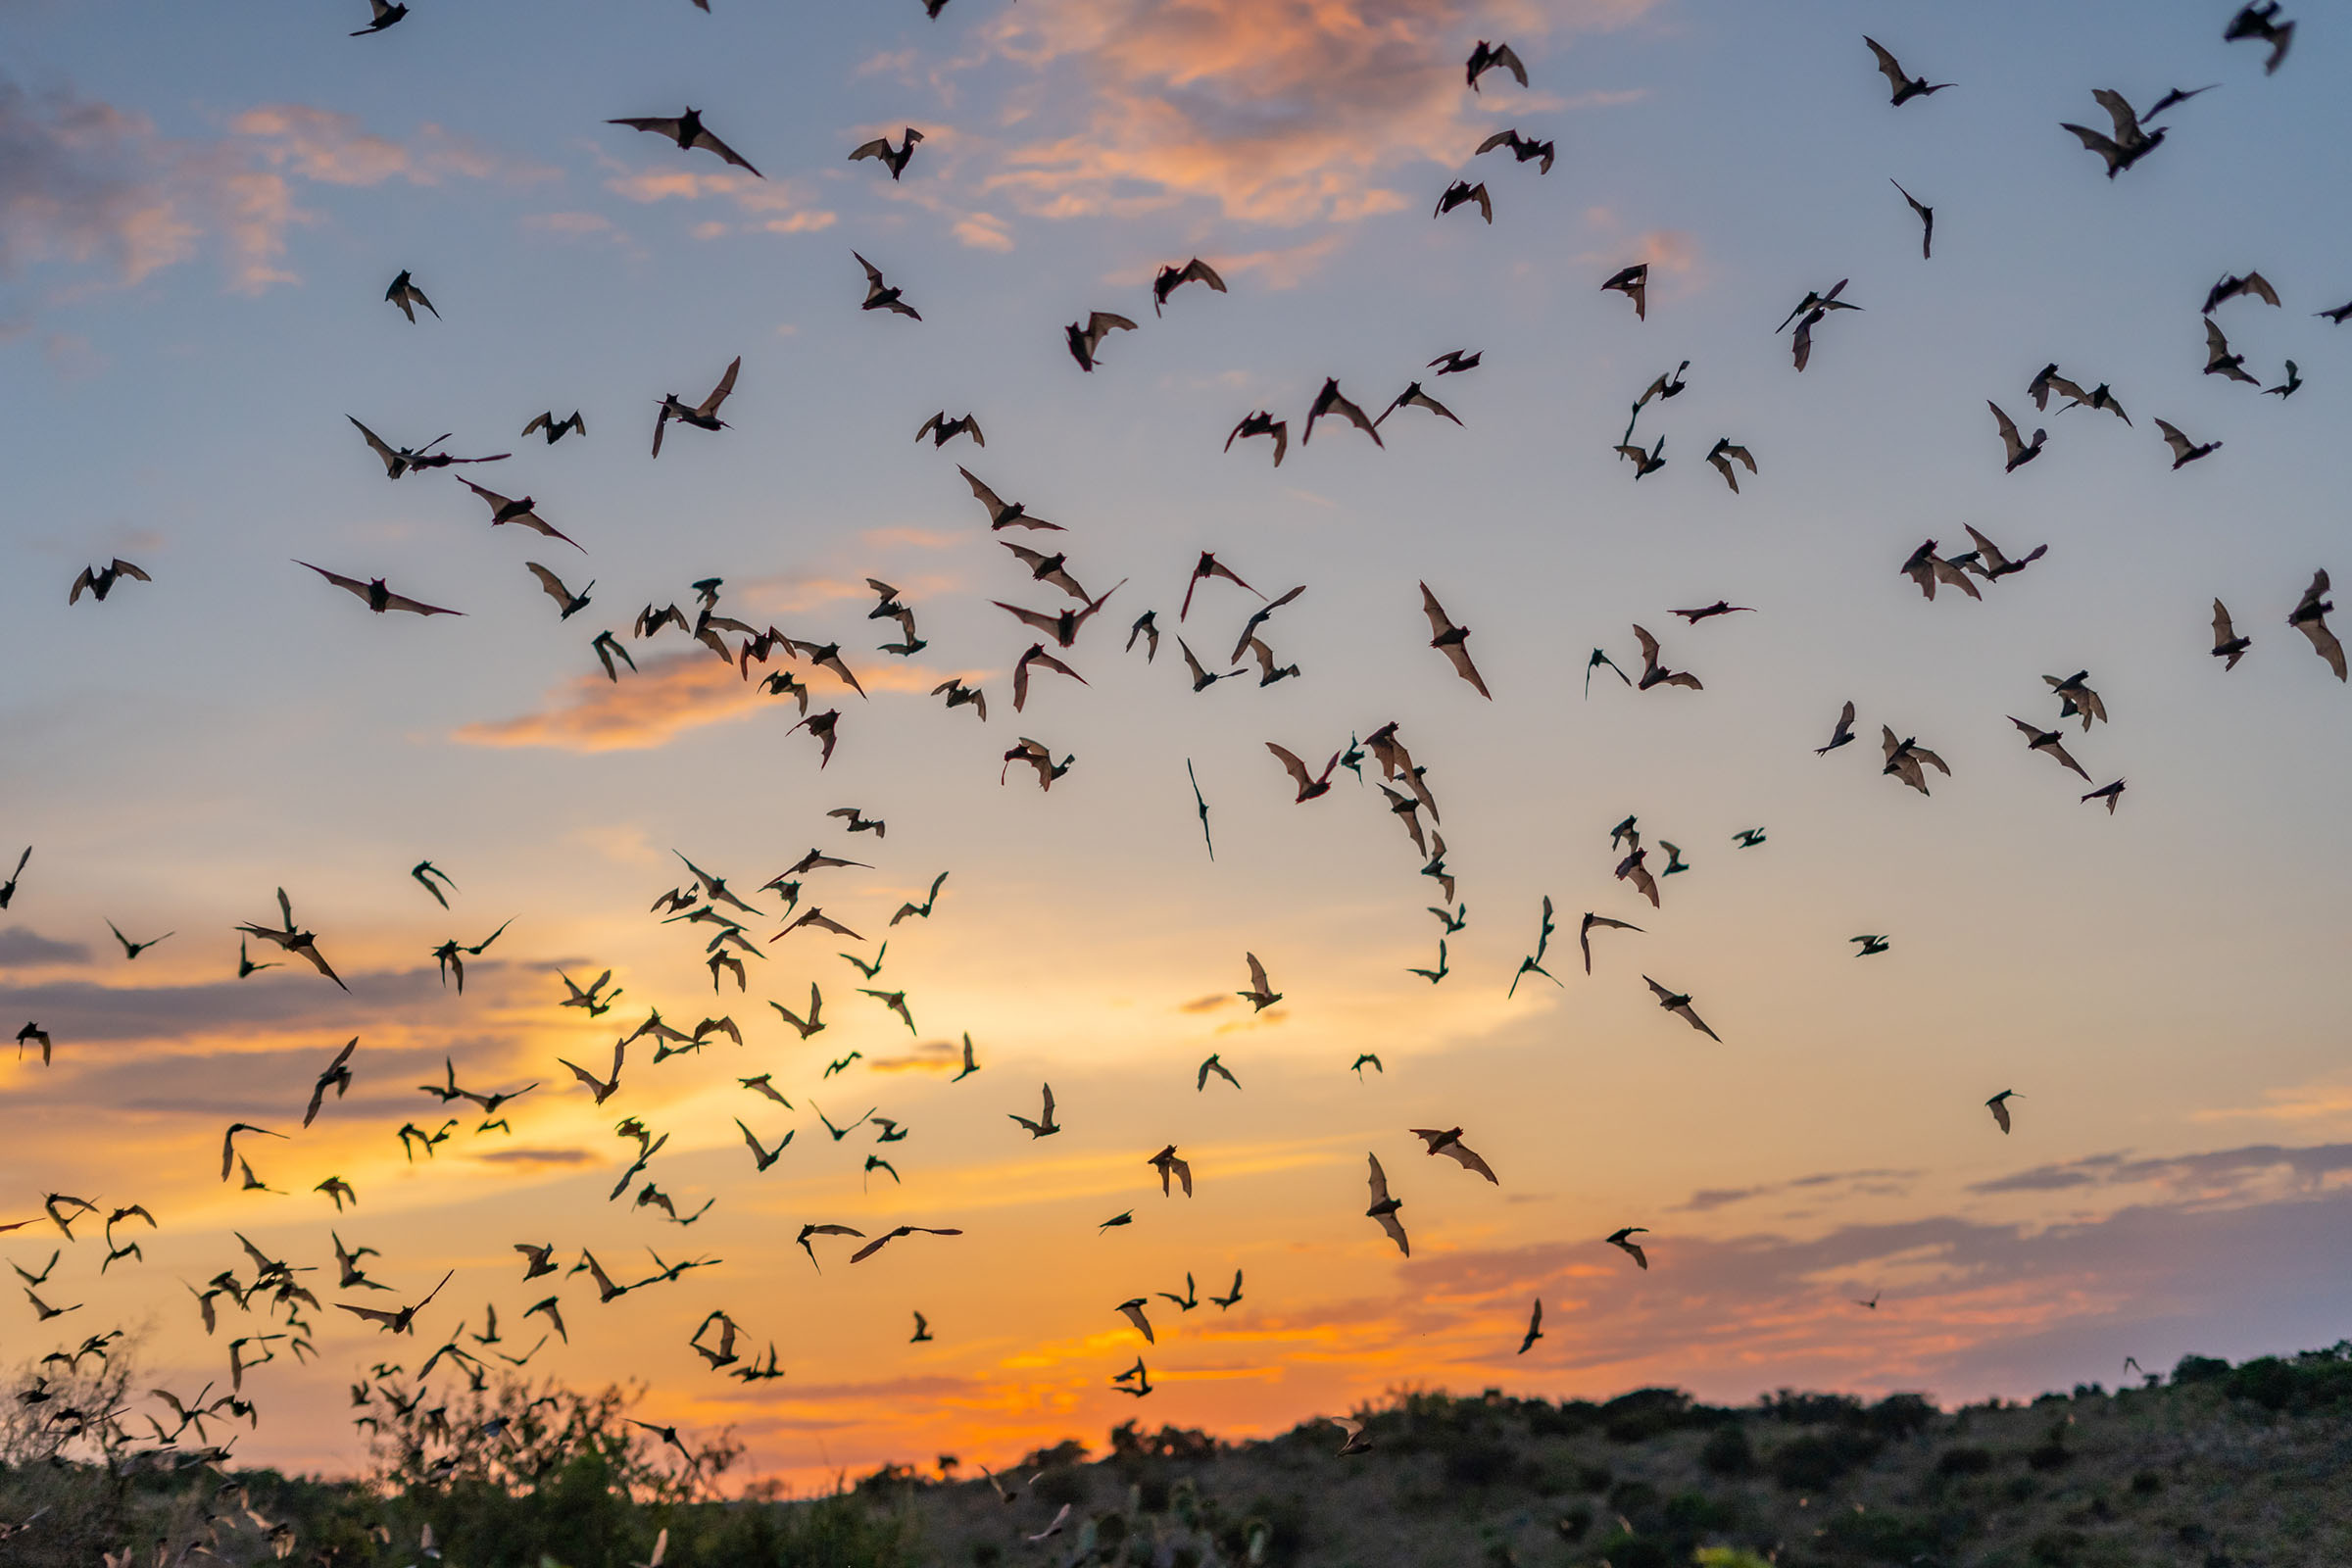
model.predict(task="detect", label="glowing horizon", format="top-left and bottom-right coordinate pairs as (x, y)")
top-left (5, 0), bottom-right (2352, 1493)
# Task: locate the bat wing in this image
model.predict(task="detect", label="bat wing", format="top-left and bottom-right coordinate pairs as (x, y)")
top-left (960, 466), bottom-right (1008, 514)
top-left (847, 1231), bottom-right (898, 1263)
top-left (1441, 641), bottom-right (1492, 698)
top-left (1988, 401), bottom-right (2022, 453)
top-left (296, 561), bottom-right (372, 603)
top-left (1365, 1152), bottom-right (1390, 1205)
top-left (525, 563), bottom-right (573, 608)
top-left (1417, 583), bottom-right (1455, 639)
top-left (348, 416), bottom-right (402, 472)
top-left (692, 128), bottom-right (763, 177)
top-left (699, 357), bottom-right (742, 416)
top-left (1265, 743), bottom-right (1314, 792)
top-left (1443, 1144), bottom-right (1498, 1183)
top-left (1863, 37), bottom-right (1906, 95)
top-left (2090, 88), bottom-right (2142, 144)
top-left (2299, 618), bottom-right (2348, 680)
top-left (2203, 318), bottom-right (2233, 367)
top-left (383, 590), bottom-right (462, 616)
top-left (2061, 122), bottom-right (2123, 162)
top-left (1376, 1210), bottom-right (1410, 1255)
top-left (995, 601), bottom-right (1059, 635)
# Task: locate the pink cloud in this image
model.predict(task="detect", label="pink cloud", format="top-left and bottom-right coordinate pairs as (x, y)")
top-left (979, 0), bottom-right (1663, 225)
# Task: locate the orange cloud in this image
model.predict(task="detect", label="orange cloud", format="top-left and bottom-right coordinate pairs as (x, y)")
top-left (601, 158), bottom-right (837, 234)
top-left (982, 0), bottom-right (1662, 225)
top-left (953, 212), bottom-right (1015, 251)
top-left (453, 651), bottom-right (981, 754)
top-left (453, 652), bottom-right (769, 753)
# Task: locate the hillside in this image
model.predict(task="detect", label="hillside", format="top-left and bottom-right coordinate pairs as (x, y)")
top-left (9, 1346), bottom-right (2352, 1567)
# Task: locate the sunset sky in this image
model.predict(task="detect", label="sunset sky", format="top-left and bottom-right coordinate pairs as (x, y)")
top-left (4, 0), bottom-right (2351, 1489)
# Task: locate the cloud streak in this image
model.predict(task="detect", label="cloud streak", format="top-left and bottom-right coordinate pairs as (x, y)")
top-left (0, 926), bottom-right (92, 967)
top-left (454, 651), bottom-right (978, 754)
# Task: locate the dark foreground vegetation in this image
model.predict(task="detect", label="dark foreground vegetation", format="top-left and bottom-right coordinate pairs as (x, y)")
top-left (9, 1345), bottom-right (2352, 1567)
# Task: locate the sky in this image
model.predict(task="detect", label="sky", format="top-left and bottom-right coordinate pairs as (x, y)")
top-left (3, 0), bottom-right (2351, 1491)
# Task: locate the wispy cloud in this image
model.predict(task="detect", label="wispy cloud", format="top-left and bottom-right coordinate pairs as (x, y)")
top-left (1969, 1144), bottom-right (2352, 1202)
top-left (0, 79), bottom-right (543, 298)
top-left (600, 158), bottom-right (836, 236)
top-left (1677, 1167), bottom-right (1922, 1213)
top-left (868, 1039), bottom-right (962, 1074)
top-left (229, 104), bottom-right (549, 189)
top-left (475, 1147), bottom-right (598, 1166)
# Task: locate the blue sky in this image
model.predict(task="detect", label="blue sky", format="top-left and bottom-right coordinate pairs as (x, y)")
top-left (3, 0), bottom-right (2349, 1485)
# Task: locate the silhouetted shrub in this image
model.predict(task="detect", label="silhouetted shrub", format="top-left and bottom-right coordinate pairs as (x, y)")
top-left (1032, 1466), bottom-right (1091, 1506)
top-left (2026, 1440), bottom-right (2073, 1472)
top-left (2130, 1470), bottom-right (2164, 1495)
top-left (1700, 1422), bottom-right (1754, 1476)
top-left (2029, 1527), bottom-right (2089, 1565)
top-left (1602, 1388), bottom-right (1694, 1443)
top-left (1442, 1436), bottom-right (1522, 1490)
top-left (2222, 1346), bottom-right (2352, 1411)
top-left (1936, 1446), bottom-right (1993, 1476)
top-left (1110, 1421), bottom-right (1217, 1460)
top-left (1665, 1490), bottom-right (1730, 1533)
top-left (1609, 1478), bottom-right (1662, 1515)
top-left (1220, 1494), bottom-right (1306, 1568)
top-left (2172, 1354), bottom-right (2230, 1386)
top-left (1826, 1505), bottom-right (1938, 1562)
top-left (1591, 1529), bottom-right (1671, 1568)
top-left (1762, 1391), bottom-right (1863, 1426)
top-left (1525, 1400), bottom-right (1593, 1438)
top-left (1770, 1430), bottom-right (1880, 1491)
top-left (1865, 1394), bottom-right (1936, 1439)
